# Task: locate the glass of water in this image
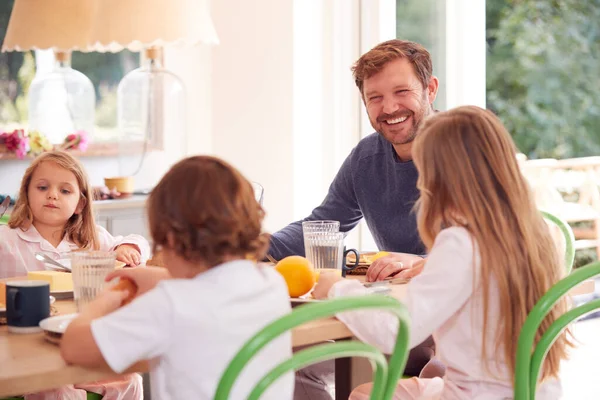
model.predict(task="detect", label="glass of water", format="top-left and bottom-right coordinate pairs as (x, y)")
top-left (302, 220), bottom-right (340, 234)
top-left (304, 232), bottom-right (344, 279)
top-left (70, 250), bottom-right (116, 312)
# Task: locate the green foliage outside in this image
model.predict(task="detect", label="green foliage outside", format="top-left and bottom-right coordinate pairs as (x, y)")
top-left (396, 0), bottom-right (600, 159)
top-left (487, 0), bottom-right (600, 159)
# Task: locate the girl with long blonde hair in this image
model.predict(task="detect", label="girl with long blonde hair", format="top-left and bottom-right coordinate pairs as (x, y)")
top-left (314, 106), bottom-right (569, 399)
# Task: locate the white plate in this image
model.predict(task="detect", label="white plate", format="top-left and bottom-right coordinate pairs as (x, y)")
top-left (39, 313), bottom-right (78, 344)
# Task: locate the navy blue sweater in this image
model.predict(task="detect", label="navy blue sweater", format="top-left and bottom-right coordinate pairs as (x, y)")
top-left (269, 133), bottom-right (424, 259)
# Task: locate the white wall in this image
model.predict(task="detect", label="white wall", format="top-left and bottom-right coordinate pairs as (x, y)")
top-left (210, 0), bottom-right (295, 233)
top-left (209, 0), bottom-right (361, 236)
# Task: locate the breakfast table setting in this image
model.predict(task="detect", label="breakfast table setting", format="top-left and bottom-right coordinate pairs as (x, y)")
top-left (0, 220), bottom-right (595, 399)
top-left (0, 238), bottom-right (409, 399)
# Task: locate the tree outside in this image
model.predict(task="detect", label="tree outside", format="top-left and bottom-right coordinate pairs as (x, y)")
top-left (487, 0), bottom-right (600, 159)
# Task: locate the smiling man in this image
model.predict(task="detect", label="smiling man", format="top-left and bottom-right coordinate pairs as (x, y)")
top-left (269, 40), bottom-right (440, 399)
top-left (270, 40), bottom-right (439, 277)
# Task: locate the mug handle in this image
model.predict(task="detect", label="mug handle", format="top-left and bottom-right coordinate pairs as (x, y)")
top-left (7, 287), bottom-right (23, 320)
top-left (342, 248), bottom-right (360, 277)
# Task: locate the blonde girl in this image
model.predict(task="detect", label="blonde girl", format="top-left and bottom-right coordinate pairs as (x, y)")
top-left (314, 106), bottom-right (570, 399)
top-left (0, 151), bottom-right (150, 279)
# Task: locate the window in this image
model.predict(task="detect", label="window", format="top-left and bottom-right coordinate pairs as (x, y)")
top-left (72, 51), bottom-right (138, 142)
top-left (396, 0), bottom-right (446, 111)
top-left (0, 0), bottom-right (138, 144)
top-left (486, 0), bottom-right (600, 158)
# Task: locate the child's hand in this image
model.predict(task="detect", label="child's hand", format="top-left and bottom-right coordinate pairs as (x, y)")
top-left (366, 253), bottom-right (424, 282)
top-left (105, 266), bottom-right (171, 296)
top-left (312, 271), bottom-right (344, 300)
top-left (81, 289), bottom-right (129, 319)
top-left (116, 244), bottom-right (141, 266)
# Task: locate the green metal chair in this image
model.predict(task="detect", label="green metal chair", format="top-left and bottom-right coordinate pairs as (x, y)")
top-left (514, 261), bottom-right (600, 400)
top-left (214, 295), bottom-right (411, 400)
top-left (541, 210), bottom-right (576, 274)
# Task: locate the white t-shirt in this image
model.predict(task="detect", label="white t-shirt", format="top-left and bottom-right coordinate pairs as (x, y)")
top-left (91, 260), bottom-right (293, 400)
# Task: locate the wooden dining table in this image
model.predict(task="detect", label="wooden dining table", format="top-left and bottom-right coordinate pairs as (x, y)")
top-left (0, 276), bottom-right (594, 399)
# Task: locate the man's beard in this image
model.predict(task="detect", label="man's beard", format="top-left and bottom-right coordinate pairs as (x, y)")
top-left (376, 102), bottom-right (431, 146)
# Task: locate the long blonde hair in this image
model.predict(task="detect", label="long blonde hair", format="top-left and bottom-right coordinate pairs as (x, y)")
top-left (412, 106), bottom-right (570, 380)
top-left (9, 151), bottom-right (99, 249)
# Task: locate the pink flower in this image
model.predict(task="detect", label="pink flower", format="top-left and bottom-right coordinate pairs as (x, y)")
top-left (75, 130), bottom-right (90, 151)
top-left (62, 130), bottom-right (90, 152)
top-left (1, 129), bottom-right (29, 159)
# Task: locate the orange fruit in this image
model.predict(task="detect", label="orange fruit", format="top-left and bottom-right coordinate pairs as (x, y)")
top-left (110, 278), bottom-right (138, 306)
top-left (274, 256), bottom-right (316, 298)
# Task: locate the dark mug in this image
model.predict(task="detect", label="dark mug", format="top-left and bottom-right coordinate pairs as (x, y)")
top-left (7, 280), bottom-right (50, 334)
top-left (342, 247), bottom-right (360, 277)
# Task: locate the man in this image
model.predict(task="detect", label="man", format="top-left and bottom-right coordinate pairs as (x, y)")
top-left (270, 39), bottom-right (438, 282)
top-left (270, 39), bottom-right (441, 399)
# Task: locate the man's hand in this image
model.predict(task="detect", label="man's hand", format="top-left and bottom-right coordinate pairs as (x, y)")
top-left (366, 252), bottom-right (424, 282)
top-left (394, 258), bottom-right (426, 280)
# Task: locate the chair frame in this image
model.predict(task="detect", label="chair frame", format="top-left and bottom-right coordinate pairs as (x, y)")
top-left (514, 261), bottom-right (600, 400)
top-left (541, 210), bottom-right (576, 274)
top-left (214, 295), bottom-right (411, 400)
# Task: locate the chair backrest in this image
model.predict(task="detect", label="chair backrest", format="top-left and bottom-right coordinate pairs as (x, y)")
top-left (541, 210), bottom-right (575, 274)
top-left (514, 261), bottom-right (600, 400)
top-left (214, 295), bottom-right (411, 400)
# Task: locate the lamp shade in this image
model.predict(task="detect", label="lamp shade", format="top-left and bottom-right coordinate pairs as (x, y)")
top-left (88, 0), bottom-right (219, 53)
top-left (2, 0), bottom-right (94, 52)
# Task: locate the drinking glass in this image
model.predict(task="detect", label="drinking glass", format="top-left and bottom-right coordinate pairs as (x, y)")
top-left (70, 250), bottom-right (116, 312)
top-left (304, 232), bottom-right (344, 279)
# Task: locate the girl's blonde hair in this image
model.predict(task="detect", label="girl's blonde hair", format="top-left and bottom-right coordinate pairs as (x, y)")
top-left (9, 151), bottom-right (99, 249)
top-left (412, 106), bottom-right (570, 381)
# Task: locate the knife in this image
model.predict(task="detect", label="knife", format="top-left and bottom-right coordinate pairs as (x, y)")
top-left (0, 196), bottom-right (10, 219)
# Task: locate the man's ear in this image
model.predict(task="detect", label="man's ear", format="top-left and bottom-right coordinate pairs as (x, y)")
top-left (74, 197), bottom-right (86, 215)
top-left (427, 76), bottom-right (440, 105)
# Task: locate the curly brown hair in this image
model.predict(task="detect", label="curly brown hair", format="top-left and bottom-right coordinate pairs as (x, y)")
top-left (352, 39), bottom-right (433, 97)
top-left (147, 156), bottom-right (269, 267)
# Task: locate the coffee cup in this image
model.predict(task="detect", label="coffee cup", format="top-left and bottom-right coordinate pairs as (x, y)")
top-left (6, 280), bottom-right (50, 334)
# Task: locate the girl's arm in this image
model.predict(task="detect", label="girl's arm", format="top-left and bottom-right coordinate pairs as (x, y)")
top-left (324, 227), bottom-right (477, 354)
top-left (96, 225), bottom-right (151, 264)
